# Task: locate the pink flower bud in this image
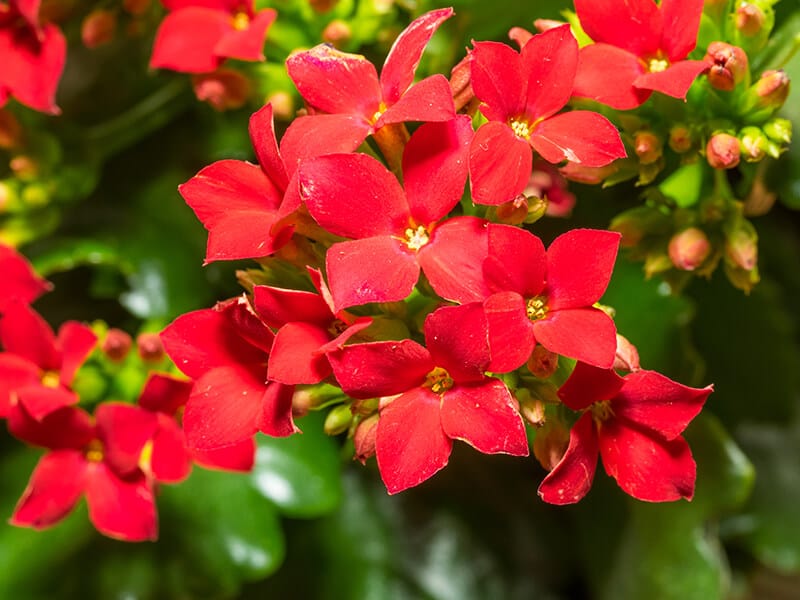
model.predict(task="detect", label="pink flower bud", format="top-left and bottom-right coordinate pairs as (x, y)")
top-left (634, 130), bottom-right (663, 164)
top-left (668, 124), bottom-right (693, 153)
top-left (527, 344), bottom-right (559, 379)
top-left (613, 334), bottom-right (641, 372)
top-left (668, 227), bottom-right (711, 271)
top-left (736, 3), bottom-right (766, 36)
top-left (81, 9), bottom-right (117, 49)
top-left (353, 414), bottom-right (378, 464)
top-left (706, 133), bottom-right (741, 169)
top-left (495, 195), bottom-right (529, 225)
top-left (308, 0), bottom-right (339, 13)
top-left (533, 419), bottom-right (570, 472)
top-left (192, 69), bottom-right (250, 111)
top-left (137, 332), bottom-right (165, 362)
top-left (705, 42), bottom-right (749, 91)
top-left (102, 328), bottom-right (132, 362)
top-left (754, 70), bottom-right (790, 108)
top-left (725, 226), bottom-right (758, 271)
top-left (450, 55), bottom-right (475, 113)
top-left (322, 19), bottom-right (351, 48)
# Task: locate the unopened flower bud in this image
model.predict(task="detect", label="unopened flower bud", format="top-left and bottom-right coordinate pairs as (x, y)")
top-left (533, 419), bottom-right (570, 472)
top-left (102, 328), bottom-right (132, 362)
top-left (725, 220), bottom-right (758, 271)
top-left (634, 130), bottom-right (663, 165)
top-left (704, 42), bottom-right (749, 91)
top-left (0, 110), bottom-right (22, 149)
top-left (324, 403), bottom-right (353, 436)
top-left (82, 9), bottom-right (117, 49)
top-left (668, 227), bottom-right (711, 271)
top-left (353, 414), bottom-right (378, 464)
top-left (308, 0), bottom-right (339, 13)
top-left (265, 91), bottom-right (294, 121)
top-left (644, 252), bottom-right (674, 278)
top-left (192, 69), bottom-right (250, 111)
top-left (763, 118), bottom-right (792, 144)
top-left (668, 124), bottom-right (693, 153)
top-left (739, 126), bottom-right (769, 162)
top-left (322, 19), bottom-right (351, 48)
top-left (123, 0), bottom-right (151, 15)
top-left (494, 195), bottom-right (529, 225)
top-left (519, 393), bottom-right (546, 428)
top-left (9, 155), bottom-right (39, 180)
top-left (706, 133), bottom-right (741, 169)
top-left (736, 2), bottom-right (766, 36)
top-left (610, 205), bottom-right (671, 248)
top-left (533, 19), bottom-right (565, 33)
top-left (137, 332), bottom-right (165, 362)
top-left (527, 344), bottom-right (559, 379)
top-left (613, 334), bottom-right (640, 372)
top-left (450, 56), bottom-right (475, 113)
top-left (753, 69), bottom-right (790, 108)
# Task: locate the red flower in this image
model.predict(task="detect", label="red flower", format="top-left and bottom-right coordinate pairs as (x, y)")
top-left (481, 226), bottom-right (620, 371)
top-left (0, 244), bottom-right (51, 312)
top-left (299, 117), bottom-right (490, 311)
top-left (9, 402), bottom-right (159, 541)
top-left (468, 25), bottom-right (625, 205)
top-left (328, 303), bottom-right (528, 494)
top-left (538, 361), bottom-right (712, 504)
top-left (150, 0), bottom-right (276, 73)
top-left (179, 103), bottom-right (365, 263)
top-left (285, 8), bottom-right (455, 145)
top-left (253, 268), bottom-right (372, 385)
top-left (0, 302), bottom-right (96, 420)
top-left (0, 0), bottom-right (66, 114)
top-left (160, 295), bottom-right (298, 452)
top-left (572, 0), bottom-right (709, 109)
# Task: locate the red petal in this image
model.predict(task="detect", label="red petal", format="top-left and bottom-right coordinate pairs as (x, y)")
top-left (301, 153), bottom-right (409, 239)
top-left (248, 103), bottom-right (288, 190)
top-left (440, 379), bottom-right (528, 455)
top-left (470, 41), bottom-right (525, 122)
top-left (96, 402), bottom-right (159, 476)
top-left (267, 322), bottom-right (332, 384)
top-left (150, 414), bottom-right (193, 483)
top-left (179, 160), bottom-right (287, 263)
top-left (557, 360), bottom-right (625, 411)
top-left (257, 381), bottom-right (298, 438)
top-left (660, 0), bottom-right (704, 60)
top-left (483, 292), bottom-right (536, 373)
top-left (286, 44), bottom-right (381, 117)
top-left (538, 412), bottom-right (598, 505)
top-left (325, 237), bottom-right (419, 311)
top-left (484, 224), bottom-right (546, 297)
top-left (149, 8), bottom-right (228, 73)
top-left (575, 0), bottom-right (661, 57)
top-left (469, 122), bottom-right (532, 205)
top-left (546, 228), bottom-right (621, 309)
top-left (85, 463), bottom-right (158, 541)
top-left (403, 115), bottom-right (472, 225)
top-left (376, 74), bottom-right (455, 127)
top-left (56, 321), bottom-right (97, 386)
top-left (138, 372), bottom-right (192, 415)
top-left (424, 303), bottom-right (489, 382)
top-left (221, 295), bottom-right (274, 355)
top-left (599, 419), bottom-right (696, 502)
top-left (419, 217), bottom-right (492, 303)
top-left (0, 244), bottom-right (51, 311)
top-left (253, 285), bottom-right (331, 329)
top-left (0, 354), bottom-right (39, 417)
top-left (279, 113), bottom-right (371, 175)
top-left (533, 308), bottom-right (617, 368)
top-left (193, 437), bottom-right (256, 471)
top-left (327, 339), bottom-right (433, 399)
top-left (16, 385), bottom-right (78, 420)
top-left (531, 111), bottom-right (626, 167)
top-left (376, 388), bottom-right (452, 494)
top-left (573, 44), bottom-right (649, 110)
top-left (612, 371), bottom-right (712, 440)
top-left (213, 8), bottom-right (275, 62)
top-left (7, 404), bottom-right (94, 449)
top-left (10, 450), bottom-right (88, 529)
top-left (380, 7), bottom-right (453, 105)
top-left (182, 365), bottom-right (266, 450)
top-left (633, 60), bottom-right (709, 100)
top-left (0, 302), bottom-right (59, 370)
top-left (520, 25), bottom-right (577, 121)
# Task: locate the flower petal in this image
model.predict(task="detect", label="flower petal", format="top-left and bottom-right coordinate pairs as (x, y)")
top-left (137, 372), bottom-right (192, 415)
top-left (376, 387), bottom-right (452, 494)
top-left (258, 381), bottom-right (298, 438)
top-left (424, 303), bottom-right (489, 382)
top-left (248, 103), bottom-right (288, 190)
top-left (279, 113), bottom-right (371, 175)
top-left (538, 412), bottom-right (598, 505)
top-left (599, 419), bottom-right (696, 502)
top-left (10, 450), bottom-right (88, 529)
top-left (530, 111), bottom-right (626, 167)
top-left (0, 301), bottom-right (59, 371)
top-left (484, 223), bottom-right (546, 297)
top-left (470, 41), bottom-right (525, 122)
top-left (483, 292), bottom-right (536, 373)
top-left (149, 7), bottom-right (228, 73)
top-left (7, 404), bottom-right (94, 449)
top-left (546, 228), bottom-right (621, 310)
top-left (56, 321), bottom-right (97, 386)
top-left (193, 437), bottom-right (256, 472)
top-left (253, 285), bottom-right (331, 329)
top-left (441, 379), bottom-right (528, 456)
top-left (96, 402), bottom-right (159, 477)
top-left (533, 308), bottom-right (617, 369)
top-left (633, 59), bottom-right (709, 100)
top-left (573, 44), bottom-right (650, 110)
top-left (149, 413), bottom-right (193, 483)
top-left (660, 0), bottom-right (704, 60)
top-left (558, 361), bottom-right (625, 411)
top-left (267, 322), bottom-right (332, 385)
top-left (574, 0), bottom-right (661, 57)
top-left (612, 370), bottom-right (712, 440)
top-left (520, 25), bottom-right (577, 121)
top-left (0, 354), bottom-right (39, 417)
top-left (16, 385), bottom-right (78, 421)
top-left (376, 74), bottom-right (455, 127)
top-left (85, 462), bottom-right (158, 541)
top-left (213, 8), bottom-right (275, 62)
top-left (469, 121), bottom-right (532, 205)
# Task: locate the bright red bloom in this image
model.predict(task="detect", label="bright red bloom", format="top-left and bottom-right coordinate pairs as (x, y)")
top-left (538, 361), bottom-right (712, 504)
top-left (0, 244), bottom-right (52, 312)
top-left (179, 103), bottom-right (365, 263)
top-left (253, 268), bottom-right (372, 385)
top-left (150, 0), bottom-right (276, 73)
top-left (0, 0), bottom-right (66, 114)
top-left (9, 402), bottom-right (159, 541)
top-left (0, 302), bottom-right (96, 420)
top-left (572, 0), bottom-right (709, 109)
top-left (160, 295), bottom-right (297, 452)
top-left (481, 226), bottom-right (620, 371)
top-left (328, 303), bottom-right (528, 494)
top-left (469, 25), bottom-right (625, 205)
top-left (299, 117), bottom-right (490, 311)
top-left (285, 8), bottom-right (455, 145)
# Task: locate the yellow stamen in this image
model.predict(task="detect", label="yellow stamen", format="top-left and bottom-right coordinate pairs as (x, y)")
top-left (139, 440), bottom-right (154, 472)
top-left (41, 371), bottom-right (60, 388)
top-left (404, 225), bottom-right (430, 251)
top-left (232, 11), bottom-right (250, 31)
top-left (648, 57), bottom-right (669, 73)
top-left (526, 296), bottom-right (548, 321)
top-left (424, 367), bottom-right (453, 394)
top-left (85, 439), bottom-right (104, 463)
top-left (591, 401), bottom-right (614, 424)
top-left (510, 118), bottom-right (532, 139)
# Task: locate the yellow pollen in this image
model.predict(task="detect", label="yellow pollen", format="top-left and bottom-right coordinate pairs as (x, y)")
top-left (591, 401), bottom-right (614, 424)
top-left (404, 225), bottom-right (430, 251)
top-left (526, 296), bottom-right (548, 321)
top-left (510, 119), bottom-right (532, 139)
top-left (85, 439), bottom-right (104, 463)
top-left (139, 440), bottom-right (154, 472)
top-left (424, 367), bottom-right (453, 394)
top-left (41, 371), bottom-right (60, 388)
top-left (370, 102), bottom-right (388, 125)
top-left (232, 11), bottom-right (250, 31)
top-left (648, 58), bottom-right (669, 73)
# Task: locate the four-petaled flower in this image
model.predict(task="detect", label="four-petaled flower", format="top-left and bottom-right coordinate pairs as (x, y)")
top-left (538, 361), bottom-right (712, 504)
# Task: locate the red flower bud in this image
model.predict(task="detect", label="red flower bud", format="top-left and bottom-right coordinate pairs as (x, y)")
top-left (668, 227), bottom-right (711, 271)
top-left (495, 195), bottom-right (529, 225)
top-left (192, 69), bottom-right (250, 112)
top-left (736, 3), bottom-right (766, 36)
top-left (527, 344), bottom-right (559, 379)
top-left (634, 130), bottom-right (663, 164)
top-left (450, 55), bottom-right (475, 113)
top-left (322, 19), bottom-right (351, 48)
top-left (725, 225), bottom-right (758, 271)
top-left (0, 109), bottom-right (22, 149)
top-left (704, 42), bottom-right (749, 91)
top-left (82, 9), bottom-right (117, 48)
top-left (123, 0), bottom-right (150, 16)
top-left (613, 334), bottom-right (641, 372)
top-left (754, 69), bottom-right (790, 108)
top-left (668, 124), bottom-right (693, 153)
top-left (308, 0), bottom-right (339, 13)
top-left (353, 414), bottom-right (378, 464)
top-left (102, 328), bottom-right (133, 362)
top-left (706, 133), bottom-right (741, 169)
top-left (137, 332), bottom-right (165, 362)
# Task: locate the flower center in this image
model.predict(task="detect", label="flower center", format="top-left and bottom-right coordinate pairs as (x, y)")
top-left (370, 102), bottom-right (388, 125)
top-left (327, 318), bottom-right (348, 337)
top-left (590, 401), bottom-right (614, 424)
top-left (648, 57), bottom-right (669, 73)
top-left (232, 11), bottom-right (250, 31)
top-left (510, 118), bottom-right (532, 140)
top-left (138, 439), bottom-right (154, 472)
top-left (424, 367), bottom-right (453, 394)
top-left (85, 439), bottom-right (104, 463)
top-left (526, 296), bottom-right (548, 321)
top-left (41, 370), bottom-right (60, 388)
top-left (404, 225), bottom-right (430, 251)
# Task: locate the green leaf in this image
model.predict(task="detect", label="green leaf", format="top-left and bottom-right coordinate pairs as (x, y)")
top-left (250, 413), bottom-right (343, 518)
top-left (659, 161), bottom-right (704, 208)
